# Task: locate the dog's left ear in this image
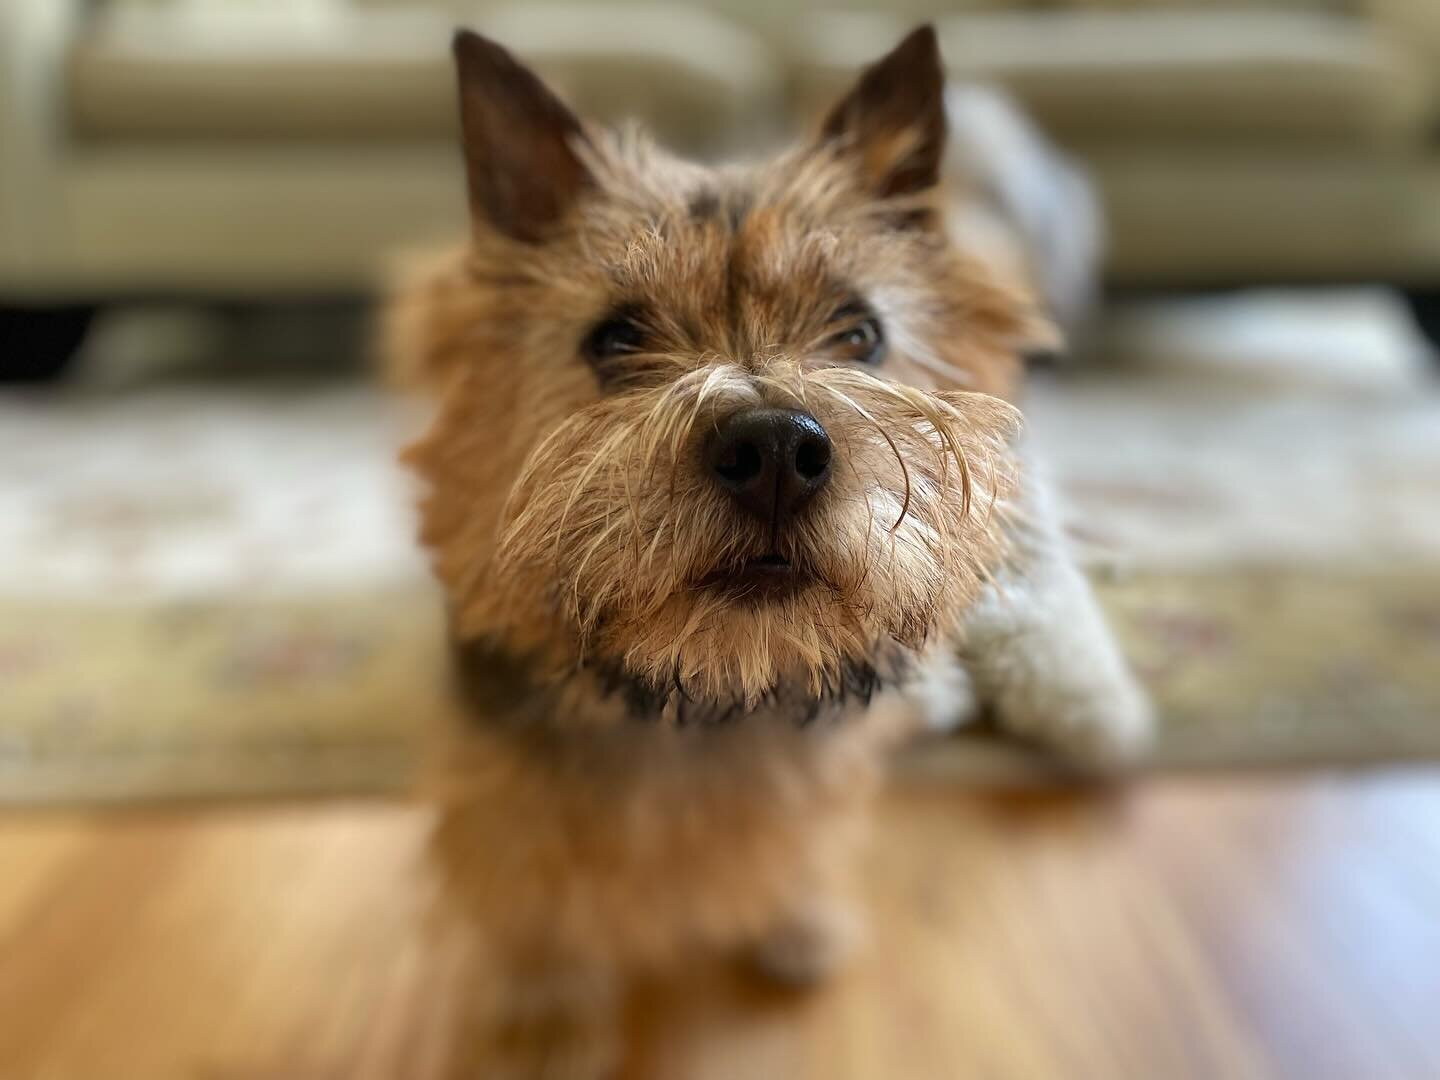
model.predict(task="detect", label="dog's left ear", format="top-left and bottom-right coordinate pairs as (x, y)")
top-left (819, 25), bottom-right (947, 200)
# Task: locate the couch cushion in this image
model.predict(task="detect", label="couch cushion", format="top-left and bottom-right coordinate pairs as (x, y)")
top-left (793, 10), bottom-right (1430, 146)
top-left (68, 4), bottom-right (784, 154)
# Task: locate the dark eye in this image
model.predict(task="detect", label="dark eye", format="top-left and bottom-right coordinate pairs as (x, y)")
top-left (826, 305), bottom-right (885, 365)
top-left (583, 313), bottom-right (647, 360)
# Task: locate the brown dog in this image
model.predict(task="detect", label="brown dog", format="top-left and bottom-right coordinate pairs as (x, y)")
top-left (389, 25), bottom-right (1149, 1076)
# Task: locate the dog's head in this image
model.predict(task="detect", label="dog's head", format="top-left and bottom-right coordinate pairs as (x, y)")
top-left (393, 26), bottom-right (1044, 715)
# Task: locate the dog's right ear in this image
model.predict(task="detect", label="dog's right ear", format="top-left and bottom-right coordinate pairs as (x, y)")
top-left (452, 30), bottom-right (592, 243)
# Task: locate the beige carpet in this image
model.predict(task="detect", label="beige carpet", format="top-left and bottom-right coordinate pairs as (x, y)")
top-left (1, 290), bottom-right (1438, 804)
top-left (3, 571), bottom-right (1438, 804)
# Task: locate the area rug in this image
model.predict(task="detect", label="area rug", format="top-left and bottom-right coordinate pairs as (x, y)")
top-left (1, 290), bottom-right (1438, 804)
top-left (3, 570), bottom-right (1438, 804)
top-left (0, 589), bottom-right (445, 804)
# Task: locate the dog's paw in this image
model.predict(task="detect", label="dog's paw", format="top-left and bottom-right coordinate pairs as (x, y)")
top-left (475, 1011), bottom-right (620, 1080)
top-left (996, 667), bottom-right (1155, 771)
top-left (455, 965), bottom-right (621, 1080)
top-left (1046, 675), bottom-right (1154, 769)
top-left (908, 653), bottom-right (982, 733)
top-left (748, 900), bottom-right (863, 988)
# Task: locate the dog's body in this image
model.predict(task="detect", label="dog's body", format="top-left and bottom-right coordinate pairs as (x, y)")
top-left (390, 25), bottom-right (1149, 1074)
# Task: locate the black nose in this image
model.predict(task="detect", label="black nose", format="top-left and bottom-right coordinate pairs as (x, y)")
top-left (705, 407), bottom-right (833, 525)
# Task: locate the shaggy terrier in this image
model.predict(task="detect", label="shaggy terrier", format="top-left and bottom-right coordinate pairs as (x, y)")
top-left (389, 24), bottom-right (1150, 1076)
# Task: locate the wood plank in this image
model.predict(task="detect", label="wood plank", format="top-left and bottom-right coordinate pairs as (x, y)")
top-left (0, 775), bottom-right (1437, 1079)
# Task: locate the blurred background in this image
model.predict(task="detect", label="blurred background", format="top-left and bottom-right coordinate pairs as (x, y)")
top-left (2, 1), bottom-right (1439, 1077)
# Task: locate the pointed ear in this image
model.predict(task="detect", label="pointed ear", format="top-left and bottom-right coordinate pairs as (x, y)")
top-left (452, 29), bottom-right (592, 243)
top-left (819, 25), bottom-right (947, 199)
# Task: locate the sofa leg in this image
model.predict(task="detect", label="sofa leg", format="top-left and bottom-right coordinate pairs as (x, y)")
top-left (0, 305), bottom-right (97, 382)
top-left (1405, 290), bottom-right (1440, 355)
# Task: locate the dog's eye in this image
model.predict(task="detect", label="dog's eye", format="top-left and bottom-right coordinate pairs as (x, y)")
top-left (826, 307), bottom-right (886, 365)
top-left (584, 314), bottom-right (646, 360)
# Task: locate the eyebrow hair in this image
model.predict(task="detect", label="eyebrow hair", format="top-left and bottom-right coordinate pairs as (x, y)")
top-left (831, 297), bottom-right (872, 320)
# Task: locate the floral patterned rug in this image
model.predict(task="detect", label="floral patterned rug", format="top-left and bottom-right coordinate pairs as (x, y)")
top-left (2, 292), bottom-right (1438, 803)
top-left (2, 570), bottom-right (1437, 803)
top-left (0, 589), bottom-right (445, 804)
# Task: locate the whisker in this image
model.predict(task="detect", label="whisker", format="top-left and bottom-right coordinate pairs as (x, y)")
top-left (814, 381), bottom-right (913, 533)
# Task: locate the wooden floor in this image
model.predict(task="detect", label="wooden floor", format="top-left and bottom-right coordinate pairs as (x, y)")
top-left (2, 772), bottom-right (1439, 1079)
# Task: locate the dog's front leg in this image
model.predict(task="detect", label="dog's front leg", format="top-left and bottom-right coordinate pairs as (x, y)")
top-left (430, 797), bottom-right (623, 1080)
top-left (960, 460), bottom-right (1153, 765)
top-left (462, 948), bottom-right (620, 1080)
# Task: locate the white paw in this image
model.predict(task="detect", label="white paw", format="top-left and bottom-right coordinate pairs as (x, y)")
top-left (996, 667), bottom-right (1155, 770)
top-left (908, 652), bottom-right (982, 733)
top-left (958, 454), bottom-right (1157, 770)
top-left (1049, 674), bottom-right (1154, 767)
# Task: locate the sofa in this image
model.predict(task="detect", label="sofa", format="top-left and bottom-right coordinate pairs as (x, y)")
top-left (4, 0), bottom-right (1440, 367)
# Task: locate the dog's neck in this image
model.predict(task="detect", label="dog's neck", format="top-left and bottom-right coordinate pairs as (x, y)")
top-left (449, 633), bottom-right (900, 734)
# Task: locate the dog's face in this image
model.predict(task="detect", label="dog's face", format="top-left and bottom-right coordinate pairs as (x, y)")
top-left (395, 27), bottom-right (1044, 713)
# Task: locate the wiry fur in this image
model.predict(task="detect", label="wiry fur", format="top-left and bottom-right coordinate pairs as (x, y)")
top-left (387, 25), bottom-right (1149, 1078)
top-left (483, 362), bottom-right (1017, 709)
top-left (398, 127), bottom-right (1038, 712)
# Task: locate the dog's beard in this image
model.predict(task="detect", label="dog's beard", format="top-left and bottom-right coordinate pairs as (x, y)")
top-left (467, 362), bottom-right (1020, 712)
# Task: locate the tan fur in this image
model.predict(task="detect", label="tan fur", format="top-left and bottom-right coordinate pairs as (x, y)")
top-left (397, 133), bottom-right (1032, 700)
top-left (387, 26), bottom-right (1045, 1077)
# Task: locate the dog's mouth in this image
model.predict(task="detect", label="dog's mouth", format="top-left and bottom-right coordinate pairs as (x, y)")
top-left (695, 553), bottom-right (812, 601)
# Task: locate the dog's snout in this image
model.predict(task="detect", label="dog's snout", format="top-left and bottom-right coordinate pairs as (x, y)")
top-left (705, 407), bottom-right (832, 524)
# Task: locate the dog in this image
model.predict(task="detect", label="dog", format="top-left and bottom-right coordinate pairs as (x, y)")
top-left (388, 24), bottom-right (1151, 1076)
